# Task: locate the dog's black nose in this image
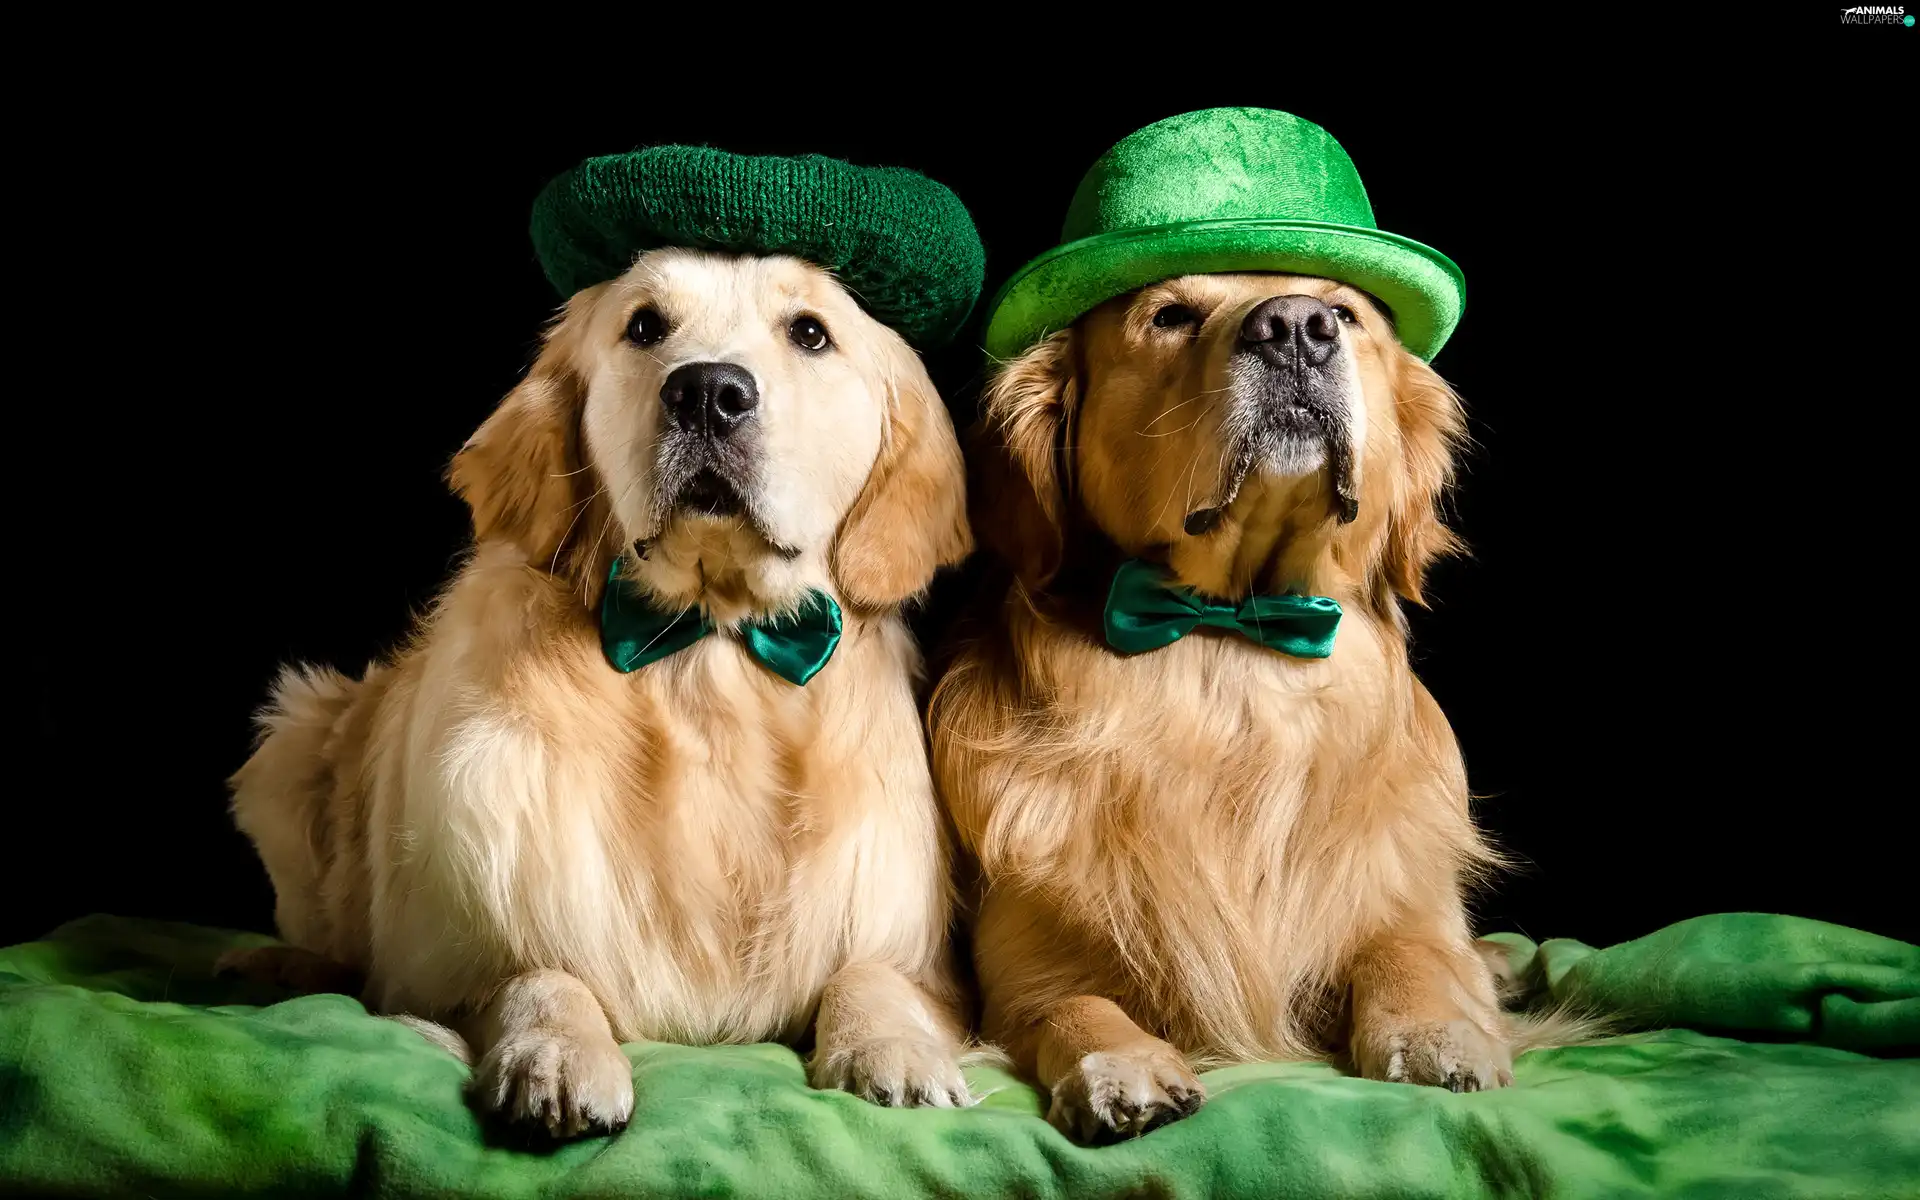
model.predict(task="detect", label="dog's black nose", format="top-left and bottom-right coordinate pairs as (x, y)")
top-left (661, 362), bottom-right (759, 436)
top-left (1240, 296), bottom-right (1340, 367)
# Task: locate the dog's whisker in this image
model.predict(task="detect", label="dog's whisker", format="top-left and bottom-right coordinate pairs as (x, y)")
top-left (1138, 384), bottom-right (1230, 433)
top-left (1152, 435), bottom-right (1213, 533)
top-left (1137, 413), bottom-right (1209, 440)
top-left (582, 471), bottom-right (652, 601)
top-left (549, 484), bottom-right (607, 576)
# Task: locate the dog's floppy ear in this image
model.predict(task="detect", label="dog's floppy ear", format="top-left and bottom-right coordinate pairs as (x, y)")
top-left (449, 288), bottom-right (603, 579)
top-left (1379, 349), bottom-right (1466, 606)
top-left (973, 330), bottom-right (1076, 588)
top-left (831, 334), bottom-right (972, 609)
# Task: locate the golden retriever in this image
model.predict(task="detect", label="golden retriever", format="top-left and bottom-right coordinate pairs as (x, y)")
top-left (226, 247), bottom-right (973, 1138)
top-left (931, 273), bottom-right (1517, 1142)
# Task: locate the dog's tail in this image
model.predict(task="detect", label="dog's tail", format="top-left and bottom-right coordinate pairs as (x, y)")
top-left (248, 661), bottom-right (363, 754)
top-left (229, 662), bottom-right (371, 950)
top-left (232, 661), bottom-right (363, 804)
top-left (1478, 938), bottom-right (1616, 1053)
top-left (1504, 1005), bottom-right (1613, 1054)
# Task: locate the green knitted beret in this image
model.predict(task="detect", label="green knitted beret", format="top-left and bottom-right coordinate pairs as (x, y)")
top-left (530, 146), bottom-right (985, 349)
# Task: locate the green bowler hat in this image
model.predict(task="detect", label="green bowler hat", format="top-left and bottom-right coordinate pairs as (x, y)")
top-left (531, 145), bottom-right (985, 349)
top-left (984, 108), bottom-right (1464, 362)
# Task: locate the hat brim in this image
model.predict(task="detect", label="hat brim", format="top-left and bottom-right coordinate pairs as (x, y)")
top-left (982, 218), bottom-right (1464, 362)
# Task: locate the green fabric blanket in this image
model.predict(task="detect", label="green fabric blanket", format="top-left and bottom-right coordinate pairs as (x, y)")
top-left (1, 914), bottom-right (1915, 1199)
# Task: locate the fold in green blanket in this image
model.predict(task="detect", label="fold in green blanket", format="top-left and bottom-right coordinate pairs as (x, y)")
top-left (1, 914), bottom-right (1915, 1198)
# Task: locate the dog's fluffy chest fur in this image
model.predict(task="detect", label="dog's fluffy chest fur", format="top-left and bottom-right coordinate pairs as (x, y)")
top-left (960, 607), bottom-right (1397, 876)
top-left (287, 549), bottom-right (950, 1045)
top-left (937, 600), bottom-right (1479, 1059)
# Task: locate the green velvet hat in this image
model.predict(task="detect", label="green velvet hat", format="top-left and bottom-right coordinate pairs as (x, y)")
top-left (983, 108), bottom-right (1465, 361)
top-left (531, 146), bottom-right (985, 349)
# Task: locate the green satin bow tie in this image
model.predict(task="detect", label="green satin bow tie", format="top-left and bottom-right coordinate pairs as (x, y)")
top-left (600, 560), bottom-right (843, 686)
top-left (1103, 558), bottom-right (1342, 659)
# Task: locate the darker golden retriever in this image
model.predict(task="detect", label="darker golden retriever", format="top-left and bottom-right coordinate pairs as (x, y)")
top-left (932, 272), bottom-right (1532, 1142)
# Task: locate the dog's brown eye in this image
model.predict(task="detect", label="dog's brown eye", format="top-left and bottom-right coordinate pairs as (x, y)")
top-left (1152, 303), bottom-right (1200, 330)
top-left (1332, 305), bottom-right (1358, 325)
top-left (788, 316), bottom-right (831, 352)
top-left (627, 306), bottom-right (667, 347)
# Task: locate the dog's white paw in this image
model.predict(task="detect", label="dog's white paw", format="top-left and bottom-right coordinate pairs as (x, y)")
top-left (810, 1036), bottom-right (972, 1108)
top-left (1048, 1047), bottom-right (1207, 1143)
top-left (1358, 1017), bottom-right (1514, 1092)
top-left (472, 1029), bottom-right (634, 1139)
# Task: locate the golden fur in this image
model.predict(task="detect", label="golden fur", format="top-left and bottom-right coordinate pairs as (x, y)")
top-left (229, 249), bottom-right (974, 1138)
top-left (931, 273), bottom-right (1515, 1141)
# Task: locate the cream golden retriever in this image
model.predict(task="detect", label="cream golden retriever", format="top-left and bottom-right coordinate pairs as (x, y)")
top-left (932, 273), bottom-right (1529, 1142)
top-left (226, 247), bottom-right (973, 1138)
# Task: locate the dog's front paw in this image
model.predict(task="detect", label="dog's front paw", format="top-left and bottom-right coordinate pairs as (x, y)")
top-left (1049, 1047), bottom-right (1206, 1143)
top-left (472, 1030), bottom-right (634, 1139)
top-left (810, 1036), bottom-right (972, 1108)
top-left (1356, 1017), bottom-right (1513, 1092)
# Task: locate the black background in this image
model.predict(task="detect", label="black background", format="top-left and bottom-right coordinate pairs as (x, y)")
top-left (12, 58), bottom-right (1914, 952)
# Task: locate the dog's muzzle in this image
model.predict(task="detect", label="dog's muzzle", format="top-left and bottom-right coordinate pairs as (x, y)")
top-left (654, 361), bottom-right (761, 519)
top-left (1184, 295), bottom-right (1359, 535)
top-left (635, 360), bottom-right (798, 558)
